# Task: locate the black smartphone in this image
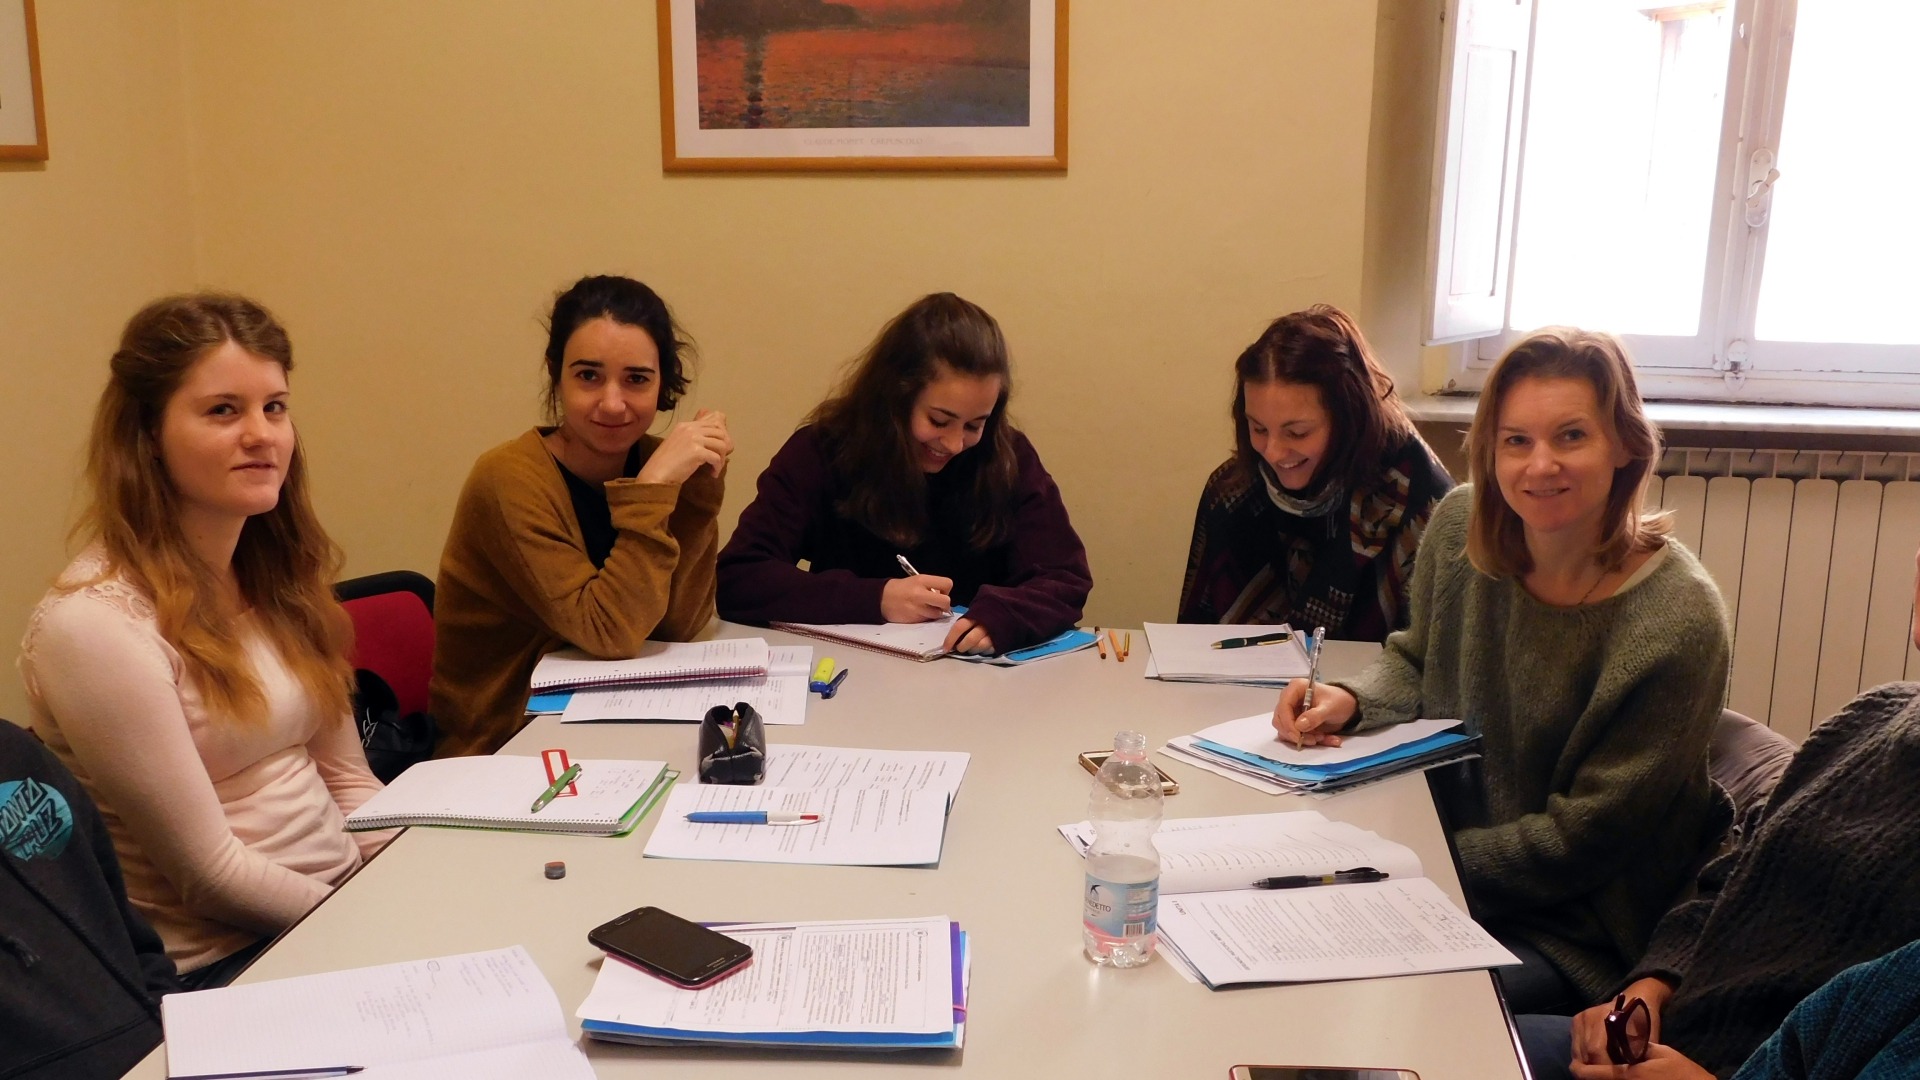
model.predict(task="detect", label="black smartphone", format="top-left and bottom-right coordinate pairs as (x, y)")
top-left (588, 906), bottom-right (753, 988)
top-left (1228, 1070), bottom-right (1420, 1080)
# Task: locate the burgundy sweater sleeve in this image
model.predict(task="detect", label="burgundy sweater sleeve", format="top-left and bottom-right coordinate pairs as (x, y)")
top-left (716, 428), bottom-right (888, 625)
top-left (961, 434), bottom-right (1093, 651)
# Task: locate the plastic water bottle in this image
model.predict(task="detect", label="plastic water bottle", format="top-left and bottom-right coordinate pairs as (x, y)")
top-left (1082, 730), bottom-right (1163, 967)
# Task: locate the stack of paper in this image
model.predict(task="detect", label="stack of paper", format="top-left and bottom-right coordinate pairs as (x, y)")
top-left (554, 645), bottom-right (814, 725)
top-left (579, 916), bottom-right (969, 1050)
top-left (162, 946), bottom-right (595, 1079)
top-left (345, 755), bottom-right (674, 835)
top-left (643, 745), bottom-right (970, 867)
top-left (1055, 812), bottom-right (1517, 989)
top-left (1162, 714), bottom-right (1478, 795)
top-left (529, 637), bottom-right (772, 692)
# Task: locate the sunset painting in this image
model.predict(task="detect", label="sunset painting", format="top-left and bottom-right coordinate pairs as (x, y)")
top-left (693, 0), bottom-right (1032, 130)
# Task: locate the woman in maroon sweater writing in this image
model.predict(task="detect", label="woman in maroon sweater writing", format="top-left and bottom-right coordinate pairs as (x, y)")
top-left (717, 293), bottom-right (1091, 655)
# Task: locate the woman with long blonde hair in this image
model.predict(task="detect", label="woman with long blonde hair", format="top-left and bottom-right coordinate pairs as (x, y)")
top-left (20, 293), bottom-right (387, 988)
top-left (1273, 328), bottom-right (1731, 1013)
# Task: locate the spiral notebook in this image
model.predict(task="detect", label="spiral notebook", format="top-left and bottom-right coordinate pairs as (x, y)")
top-left (529, 638), bottom-right (772, 691)
top-left (345, 755), bottom-right (674, 835)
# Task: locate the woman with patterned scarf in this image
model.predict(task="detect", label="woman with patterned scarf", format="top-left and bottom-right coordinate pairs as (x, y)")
top-left (1179, 305), bottom-right (1453, 641)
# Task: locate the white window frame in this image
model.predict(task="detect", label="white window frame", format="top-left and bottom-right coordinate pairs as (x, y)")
top-left (1427, 0), bottom-right (1920, 407)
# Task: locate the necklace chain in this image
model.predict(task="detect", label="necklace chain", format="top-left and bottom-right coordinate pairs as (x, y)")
top-left (1577, 564), bottom-right (1610, 605)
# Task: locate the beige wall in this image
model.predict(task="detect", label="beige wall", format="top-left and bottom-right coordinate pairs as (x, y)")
top-left (1, 2), bottom-right (1384, 718)
top-left (0, 3), bottom-right (199, 722)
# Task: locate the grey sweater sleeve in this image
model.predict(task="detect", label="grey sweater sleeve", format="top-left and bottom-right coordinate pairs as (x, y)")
top-left (1335, 487), bottom-right (1469, 731)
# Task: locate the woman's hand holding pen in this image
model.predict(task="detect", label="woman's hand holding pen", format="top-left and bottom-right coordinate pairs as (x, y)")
top-left (942, 617), bottom-right (995, 656)
top-left (881, 574), bottom-right (953, 623)
top-left (1272, 679), bottom-right (1357, 747)
top-left (637, 409), bottom-right (733, 485)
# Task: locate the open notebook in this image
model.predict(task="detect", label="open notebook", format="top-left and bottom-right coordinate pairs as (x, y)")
top-left (529, 638), bottom-right (771, 691)
top-left (1057, 812), bottom-right (1517, 987)
top-left (345, 755), bottom-right (673, 835)
top-left (161, 946), bottom-right (594, 1079)
top-left (769, 612), bottom-right (959, 661)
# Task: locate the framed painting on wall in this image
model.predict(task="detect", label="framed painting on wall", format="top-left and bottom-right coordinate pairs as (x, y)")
top-left (0, 0), bottom-right (45, 161)
top-left (657, 0), bottom-right (1066, 172)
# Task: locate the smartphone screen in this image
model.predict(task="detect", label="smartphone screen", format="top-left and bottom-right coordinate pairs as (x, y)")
top-left (588, 906), bottom-right (753, 987)
top-left (1229, 1070), bottom-right (1419, 1080)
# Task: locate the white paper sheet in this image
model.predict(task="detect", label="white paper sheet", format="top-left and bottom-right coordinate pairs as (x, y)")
top-left (1142, 622), bottom-right (1312, 683)
top-left (756, 745), bottom-right (971, 803)
top-left (1057, 811), bottom-right (1425, 894)
top-left (643, 783), bottom-right (951, 866)
top-left (161, 946), bottom-right (593, 1080)
top-left (1155, 879), bottom-right (1520, 988)
top-left (577, 917), bottom-right (955, 1036)
top-left (1193, 714), bottom-right (1466, 767)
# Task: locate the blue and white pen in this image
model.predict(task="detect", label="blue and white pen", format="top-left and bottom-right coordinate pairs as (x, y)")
top-left (686, 811), bottom-right (822, 825)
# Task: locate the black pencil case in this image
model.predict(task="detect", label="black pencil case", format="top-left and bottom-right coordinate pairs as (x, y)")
top-left (696, 702), bottom-right (767, 785)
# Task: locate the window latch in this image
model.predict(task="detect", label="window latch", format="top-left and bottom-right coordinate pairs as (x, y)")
top-left (1717, 339), bottom-right (1751, 386)
top-left (1744, 148), bottom-right (1780, 228)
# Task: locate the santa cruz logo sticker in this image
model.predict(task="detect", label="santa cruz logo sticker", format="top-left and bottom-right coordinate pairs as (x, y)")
top-left (0, 778), bottom-right (74, 861)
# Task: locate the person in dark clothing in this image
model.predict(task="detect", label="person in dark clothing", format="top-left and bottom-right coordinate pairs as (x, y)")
top-left (717, 292), bottom-right (1091, 655)
top-left (1, 721), bottom-right (178, 1080)
top-left (1179, 304), bottom-right (1452, 641)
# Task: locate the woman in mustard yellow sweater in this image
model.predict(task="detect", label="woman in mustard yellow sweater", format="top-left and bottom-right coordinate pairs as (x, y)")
top-left (430, 276), bottom-right (731, 755)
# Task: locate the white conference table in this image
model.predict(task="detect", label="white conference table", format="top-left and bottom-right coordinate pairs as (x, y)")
top-left (128, 625), bottom-right (1526, 1080)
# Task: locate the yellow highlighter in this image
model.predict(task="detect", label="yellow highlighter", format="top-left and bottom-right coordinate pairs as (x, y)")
top-left (810, 657), bottom-right (836, 694)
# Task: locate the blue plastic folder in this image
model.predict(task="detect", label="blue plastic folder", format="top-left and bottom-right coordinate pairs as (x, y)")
top-left (1192, 730), bottom-right (1477, 791)
top-left (951, 627), bottom-right (1098, 666)
top-left (579, 923), bottom-right (969, 1050)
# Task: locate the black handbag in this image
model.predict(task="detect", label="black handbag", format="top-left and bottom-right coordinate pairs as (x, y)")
top-left (352, 668), bottom-right (438, 783)
top-left (697, 703), bottom-right (767, 785)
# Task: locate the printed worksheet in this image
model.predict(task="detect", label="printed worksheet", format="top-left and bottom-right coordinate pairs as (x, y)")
top-left (1155, 879), bottom-right (1520, 988)
top-left (1057, 811), bottom-right (1425, 894)
top-left (757, 745), bottom-right (971, 803)
top-left (578, 917), bottom-right (955, 1036)
top-left (643, 783), bottom-right (950, 866)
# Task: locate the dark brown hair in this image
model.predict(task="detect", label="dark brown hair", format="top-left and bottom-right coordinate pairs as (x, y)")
top-left (1231, 305), bottom-right (1419, 494)
top-left (806, 293), bottom-right (1017, 549)
top-left (1466, 327), bottom-right (1669, 577)
top-left (75, 293), bottom-right (353, 723)
top-left (541, 275), bottom-right (693, 421)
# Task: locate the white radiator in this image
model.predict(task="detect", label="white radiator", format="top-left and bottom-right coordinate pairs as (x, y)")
top-left (1651, 449), bottom-right (1920, 742)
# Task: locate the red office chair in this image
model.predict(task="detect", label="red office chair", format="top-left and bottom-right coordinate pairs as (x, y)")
top-left (335, 571), bottom-right (437, 778)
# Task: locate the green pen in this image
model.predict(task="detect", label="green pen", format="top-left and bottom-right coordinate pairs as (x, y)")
top-left (530, 763), bottom-right (582, 813)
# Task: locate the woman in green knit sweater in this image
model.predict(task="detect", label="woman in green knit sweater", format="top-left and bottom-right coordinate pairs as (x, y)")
top-left (1275, 328), bottom-right (1731, 1012)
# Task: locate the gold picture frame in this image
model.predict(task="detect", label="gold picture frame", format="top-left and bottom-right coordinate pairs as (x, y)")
top-left (657, 0), bottom-right (1067, 172)
top-left (0, 0), bottom-right (46, 161)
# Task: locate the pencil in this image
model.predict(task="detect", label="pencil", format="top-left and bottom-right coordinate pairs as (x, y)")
top-left (1095, 627), bottom-right (1107, 660)
top-left (1122, 631), bottom-right (1131, 661)
top-left (1107, 628), bottom-right (1122, 662)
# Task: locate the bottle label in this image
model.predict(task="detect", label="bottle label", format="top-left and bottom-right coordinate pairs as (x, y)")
top-left (1083, 871), bottom-right (1158, 940)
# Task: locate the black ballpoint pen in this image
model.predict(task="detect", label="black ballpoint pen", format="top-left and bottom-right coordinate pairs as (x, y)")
top-left (1250, 867), bottom-right (1388, 890)
top-left (1211, 631), bottom-right (1294, 650)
